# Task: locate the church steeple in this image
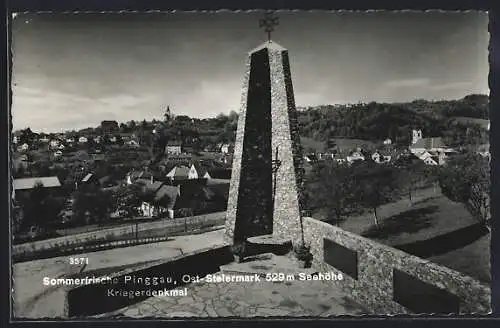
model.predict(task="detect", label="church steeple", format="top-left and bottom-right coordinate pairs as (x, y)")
top-left (164, 105), bottom-right (172, 122)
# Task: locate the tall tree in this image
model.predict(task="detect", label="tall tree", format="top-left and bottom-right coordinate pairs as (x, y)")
top-left (352, 162), bottom-right (399, 226)
top-left (19, 127), bottom-right (35, 145)
top-left (22, 182), bottom-right (48, 229)
top-left (113, 184), bottom-right (143, 217)
top-left (396, 157), bottom-right (427, 206)
top-left (439, 152), bottom-right (489, 203)
top-left (307, 161), bottom-right (354, 225)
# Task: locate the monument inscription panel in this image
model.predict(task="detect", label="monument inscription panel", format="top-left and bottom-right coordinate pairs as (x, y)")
top-left (323, 238), bottom-right (358, 279)
top-left (393, 268), bottom-right (461, 313)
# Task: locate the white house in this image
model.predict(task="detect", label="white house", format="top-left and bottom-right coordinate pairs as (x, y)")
top-left (409, 129), bottom-right (454, 156)
top-left (93, 136), bottom-right (101, 144)
top-left (66, 138), bottom-right (75, 144)
top-left (411, 129), bottom-right (423, 145)
top-left (371, 151), bottom-right (391, 164)
top-left (140, 184), bottom-right (180, 219)
top-left (78, 136), bottom-right (88, 144)
top-left (347, 151), bottom-right (365, 164)
top-left (438, 151), bottom-right (447, 165)
top-left (50, 140), bottom-right (60, 149)
top-left (304, 154), bottom-right (318, 163)
top-left (321, 153), bottom-right (335, 160)
top-left (18, 143), bottom-right (29, 152)
top-left (165, 141), bottom-right (182, 155)
top-left (418, 151), bottom-right (439, 166)
top-left (188, 163), bottom-right (212, 180)
top-left (423, 156), bottom-right (438, 166)
top-left (127, 139), bottom-right (140, 148)
top-left (39, 137), bottom-right (50, 143)
top-left (58, 144), bottom-right (66, 150)
top-left (54, 150), bottom-right (63, 158)
top-left (166, 165), bottom-right (190, 180)
top-left (220, 143), bottom-right (234, 154)
top-left (383, 138), bottom-right (392, 145)
top-left (109, 136), bottom-right (117, 143)
top-left (12, 136), bottom-right (18, 144)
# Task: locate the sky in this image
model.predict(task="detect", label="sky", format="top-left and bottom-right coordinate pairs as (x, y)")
top-left (11, 11), bottom-right (489, 133)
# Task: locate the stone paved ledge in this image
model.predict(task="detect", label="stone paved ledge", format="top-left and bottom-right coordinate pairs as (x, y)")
top-left (96, 278), bottom-right (369, 318)
top-left (96, 252), bottom-right (369, 318)
top-left (12, 230), bottom-right (228, 319)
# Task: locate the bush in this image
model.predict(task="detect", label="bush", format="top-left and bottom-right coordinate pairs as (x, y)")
top-left (294, 244), bottom-right (313, 262)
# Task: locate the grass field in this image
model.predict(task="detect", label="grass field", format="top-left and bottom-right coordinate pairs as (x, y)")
top-left (429, 233), bottom-right (490, 283)
top-left (300, 136), bottom-right (380, 153)
top-left (449, 117), bottom-right (490, 130)
top-left (330, 187), bottom-right (490, 283)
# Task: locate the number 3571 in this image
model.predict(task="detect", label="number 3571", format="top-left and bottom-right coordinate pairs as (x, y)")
top-left (69, 257), bottom-right (89, 265)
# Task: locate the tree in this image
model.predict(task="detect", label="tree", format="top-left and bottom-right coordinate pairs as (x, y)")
top-left (19, 127), bottom-right (35, 145)
top-left (439, 152), bottom-right (489, 203)
top-left (151, 123), bottom-right (170, 161)
top-left (113, 184), bottom-right (143, 217)
top-left (21, 182), bottom-right (48, 229)
top-left (92, 190), bottom-right (114, 222)
top-left (396, 158), bottom-right (427, 206)
top-left (127, 120), bottom-right (137, 130)
top-left (139, 187), bottom-right (171, 218)
top-left (352, 162), bottom-right (399, 226)
top-left (307, 161), bottom-right (354, 225)
top-left (72, 186), bottom-right (114, 224)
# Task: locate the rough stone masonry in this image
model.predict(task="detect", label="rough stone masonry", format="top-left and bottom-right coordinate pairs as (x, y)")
top-left (225, 41), bottom-right (305, 247)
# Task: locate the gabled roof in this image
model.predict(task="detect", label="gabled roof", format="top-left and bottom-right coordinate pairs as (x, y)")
top-left (81, 173), bottom-right (93, 182)
top-left (348, 151), bottom-right (364, 157)
top-left (166, 165), bottom-right (190, 179)
top-left (305, 154), bottom-right (318, 161)
top-left (154, 185), bottom-right (180, 208)
top-left (373, 148), bottom-right (397, 157)
top-left (191, 161), bottom-right (208, 176)
top-left (410, 137), bottom-right (448, 150)
top-left (128, 170), bottom-right (152, 180)
top-left (137, 180), bottom-right (164, 193)
top-left (166, 140), bottom-right (183, 146)
top-left (14, 176), bottom-right (61, 190)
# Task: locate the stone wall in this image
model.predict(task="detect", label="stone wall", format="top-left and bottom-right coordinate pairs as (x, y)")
top-left (66, 245), bottom-right (232, 317)
top-left (13, 212), bottom-right (225, 258)
top-left (302, 217), bottom-right (490, 314)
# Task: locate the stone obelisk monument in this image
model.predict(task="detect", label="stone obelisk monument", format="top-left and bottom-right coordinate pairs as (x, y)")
top-left (225, 12), bottom-right (305, 248)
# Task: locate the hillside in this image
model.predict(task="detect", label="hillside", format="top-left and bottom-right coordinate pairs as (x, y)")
top-left (296, 94), bottom-right (489, 149)
top-left (15, 94), bottom-right (489, 152)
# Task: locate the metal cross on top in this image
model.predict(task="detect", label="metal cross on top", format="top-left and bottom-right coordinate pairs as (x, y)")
top-left (259, 11), bottom-right (279, 42)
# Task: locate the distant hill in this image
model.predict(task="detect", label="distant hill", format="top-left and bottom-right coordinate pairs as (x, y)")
top-left (297, 94), bottom-right (489, 148)
top-left (15, 94), bottom-right (488, 151)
